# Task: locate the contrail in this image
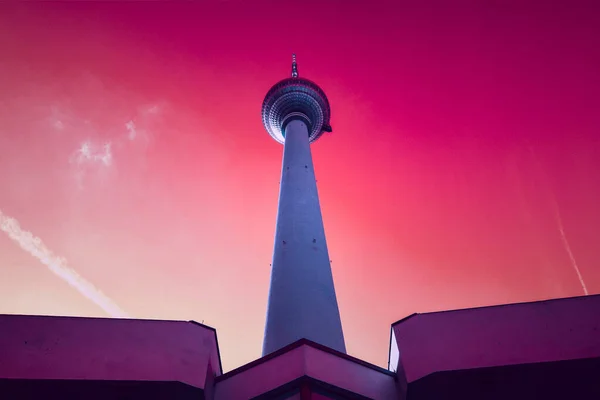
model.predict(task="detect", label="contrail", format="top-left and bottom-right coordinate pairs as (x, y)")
top-left (0, 209), bottom-right (129, 317)
top-left (527, 147), bottom-right (588, 296)
top-left (552, 202), bottom-right (589, 295)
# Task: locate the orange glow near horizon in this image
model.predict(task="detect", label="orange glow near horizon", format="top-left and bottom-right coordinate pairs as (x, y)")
top-left (1, 1), bottom-right (599, 371)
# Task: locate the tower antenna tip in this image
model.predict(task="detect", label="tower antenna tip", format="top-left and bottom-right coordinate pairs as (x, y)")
top-left (291, 53), bottom-right (298, 78)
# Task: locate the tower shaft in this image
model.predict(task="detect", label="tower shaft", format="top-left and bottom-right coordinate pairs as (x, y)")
top-left (263, 119), bottom-right (346, 356)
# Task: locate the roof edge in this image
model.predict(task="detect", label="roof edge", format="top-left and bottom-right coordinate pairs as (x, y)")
top-left (216, 338), bottom-right (395, 382)
top-left (0, 313), bottom-right (217, 332)
top-left (188, 320), bottom-right (223, 375)
top-left (390, 294), bottom-right (600, 328)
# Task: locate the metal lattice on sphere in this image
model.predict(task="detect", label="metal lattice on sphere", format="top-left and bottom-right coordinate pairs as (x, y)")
top-left (261, 55), bottom-right (332, 144)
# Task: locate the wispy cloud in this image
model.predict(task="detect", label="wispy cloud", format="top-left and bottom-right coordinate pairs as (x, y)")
top-left (125, 120), bottom-right (137, 141)
top-left (55, 75), bottom-right (165, 187)
top-left (72, 140), bottom-right (113, 166)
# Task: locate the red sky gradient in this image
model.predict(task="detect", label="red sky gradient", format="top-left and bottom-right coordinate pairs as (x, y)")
top-left (1, 1), bottom-right (599, 371)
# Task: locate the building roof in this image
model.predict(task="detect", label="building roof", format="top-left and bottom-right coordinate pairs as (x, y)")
top-left (0, 314), bottom-right (222, 387)
top-left (389, 294), bottom-right (600, 383)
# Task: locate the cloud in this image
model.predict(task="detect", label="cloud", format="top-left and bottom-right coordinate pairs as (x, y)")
top-left (142, 104), bottom-right (161, 116)
top-left (72, 140), bottom-right (113, 167)
top-left (50, 74), bottom-right (166, 186)
top-left (0, 68), bottom-right (167, 194)
top-left (125, 120), bottom-right (137, 141)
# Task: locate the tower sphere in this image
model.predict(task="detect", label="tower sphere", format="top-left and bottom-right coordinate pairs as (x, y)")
top-left (261, 55), bottom-right (332, 144)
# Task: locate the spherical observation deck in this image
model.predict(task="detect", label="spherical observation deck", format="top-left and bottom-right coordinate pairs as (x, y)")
top-left (261, 55), bottom-right (332, 145)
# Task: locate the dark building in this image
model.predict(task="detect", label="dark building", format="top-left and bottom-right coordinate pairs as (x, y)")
top-left (2, 294), bottom-right (599, 399)
top-left (1, 58), bottom-right (599, 399)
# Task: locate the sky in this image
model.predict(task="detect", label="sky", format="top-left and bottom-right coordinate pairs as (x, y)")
top-left (0, 1), bottom-right (599, 372)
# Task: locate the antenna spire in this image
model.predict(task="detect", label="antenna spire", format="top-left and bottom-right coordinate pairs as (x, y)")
top-left (291, 54), bottom-right (298, 78)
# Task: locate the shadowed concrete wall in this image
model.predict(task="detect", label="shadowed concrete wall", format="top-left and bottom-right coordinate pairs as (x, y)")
top-left (407, 356), bottom-right (600, 400)
top-left (0, 314), bottom-right (221, 388)
top-left (0, 379), bottom-right (205, 400)
top-left (263, 119), bottom-right (345, 356)
top-left (390, 295), bottom-right (600, 382)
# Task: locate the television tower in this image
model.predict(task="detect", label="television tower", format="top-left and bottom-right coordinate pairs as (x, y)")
top-left (261, 55), bottom-right (346, 356)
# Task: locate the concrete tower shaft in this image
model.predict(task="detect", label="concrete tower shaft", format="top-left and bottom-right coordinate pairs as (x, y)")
top-left (261, 56), bottom-right (345, 356)
top-left (262, 119), bottom-right (346, 356)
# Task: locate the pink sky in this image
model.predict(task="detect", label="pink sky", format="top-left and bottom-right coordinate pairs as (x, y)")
top-left (0, 1), bottom-right (599, 371)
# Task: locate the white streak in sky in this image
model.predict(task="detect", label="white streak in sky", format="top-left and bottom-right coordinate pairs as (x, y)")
top-left (0, 209), bottom-right (129, 317)
top-left (528, 147), bottom-right (588, 296)
top-left (551, 197), bottom-right (589, 295)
